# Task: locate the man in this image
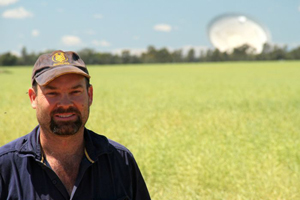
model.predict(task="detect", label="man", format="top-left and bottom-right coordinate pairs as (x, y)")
top-left (0, 50), bottom-right (151, 200)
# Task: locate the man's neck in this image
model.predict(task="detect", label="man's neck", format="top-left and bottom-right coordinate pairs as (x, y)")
top-left (39, 128), bottom-right (85, 159)
top-left (39, 128), bottom-right (85, 195)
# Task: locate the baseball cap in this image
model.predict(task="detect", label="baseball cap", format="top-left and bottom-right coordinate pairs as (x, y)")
top-left (31, 50), bottom-right (90, 86)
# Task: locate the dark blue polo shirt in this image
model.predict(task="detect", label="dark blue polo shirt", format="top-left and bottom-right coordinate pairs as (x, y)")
top-left (0, 126), bottom-right (151, 200)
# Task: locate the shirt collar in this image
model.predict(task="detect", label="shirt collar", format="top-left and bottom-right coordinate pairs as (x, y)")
top-left (19, 126), bottom-right (112, 164)
top-left (83, 128), bottom-right (113, 162)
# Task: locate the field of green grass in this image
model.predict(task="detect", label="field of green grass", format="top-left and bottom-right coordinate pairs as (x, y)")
top-left (0, 61), bottom-right (300, 199)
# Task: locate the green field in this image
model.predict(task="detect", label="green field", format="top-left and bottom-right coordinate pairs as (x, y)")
top-left (1, 61), bottom-right (300, 199)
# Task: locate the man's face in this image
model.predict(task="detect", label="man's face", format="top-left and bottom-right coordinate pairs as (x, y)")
top-left (29, 74), bottom-right (93, 136)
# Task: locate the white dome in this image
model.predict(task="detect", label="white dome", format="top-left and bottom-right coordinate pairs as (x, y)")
top-left (208, 14), bottom-right (271, 54)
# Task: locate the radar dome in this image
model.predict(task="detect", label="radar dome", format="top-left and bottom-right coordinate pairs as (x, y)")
top-left (208, 14), bottom-right (271, 54)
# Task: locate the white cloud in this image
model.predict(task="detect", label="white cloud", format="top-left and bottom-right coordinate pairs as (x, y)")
top-left (32, 29), bottom-right (39, 37)
top-left (92, 40), bottom-right (111, 47)
top-left (62, 35), bottom-right (82, 46)
top-left (298, 6), bottom-right (300, 11)
top-left (0, 0), bottom-right (18, 6)
top-left (153, 24), bottom-right (172, 32)
top-left (93, 14), bottom-right (103, 19)
top-left (2, 7), bottom-right (33, 19)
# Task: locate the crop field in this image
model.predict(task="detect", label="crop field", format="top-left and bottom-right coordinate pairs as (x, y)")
top-left (0, 61), bottom-right (300, 199)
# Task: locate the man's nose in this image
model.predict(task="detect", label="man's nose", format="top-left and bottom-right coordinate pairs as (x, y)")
top-left (58, 94), bottom-right (73, 107)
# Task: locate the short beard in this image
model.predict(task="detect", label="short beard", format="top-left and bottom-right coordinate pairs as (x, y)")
top-left (49, 107), bottom-right (82, 136)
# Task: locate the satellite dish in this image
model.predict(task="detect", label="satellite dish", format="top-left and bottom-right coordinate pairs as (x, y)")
top-left (208, 14), bottom-right (271, 54)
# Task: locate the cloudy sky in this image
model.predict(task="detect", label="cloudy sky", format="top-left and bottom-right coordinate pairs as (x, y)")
top-left (0, 0), bottom-right (300, 55)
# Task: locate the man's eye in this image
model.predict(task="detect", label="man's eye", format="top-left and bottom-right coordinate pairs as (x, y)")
top-left (72, 90), bottom-right (81, 94)
top-left (47, 92), bottom-right (58, 96)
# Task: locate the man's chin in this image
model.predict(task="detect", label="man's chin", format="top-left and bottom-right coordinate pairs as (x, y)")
top-left (49, 116), bottom-right (83, 136)
top-left (51, 123), bottom-right (81, 136)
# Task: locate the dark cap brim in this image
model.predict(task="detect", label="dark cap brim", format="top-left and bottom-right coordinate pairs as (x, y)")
top-left (35, 66), bottom-right (90, 86)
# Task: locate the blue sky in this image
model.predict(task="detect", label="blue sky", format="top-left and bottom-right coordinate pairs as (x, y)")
top-left (0, 0), bottom-right (300, 55)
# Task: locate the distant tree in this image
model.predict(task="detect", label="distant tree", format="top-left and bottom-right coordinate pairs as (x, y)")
top-left (203, 49), bottom-right (213, 62)
top-left (121, 50), bottom-right (131, 64)
top-left (78, 48), bottom-right (99, 64)
top-left (210, 49), bottom-right (229, 61)
top-left (130, 55), bottom-right (142, 64)
top-left (156, 48), bottom-right (172, 63)
top-left (0, 52), bottom-right (18, 66)
top-left (141, 46), bottom-right (157, 63)
top-left (269, 45), bottom-right (287, 60)
top-left (19, 47), bottom-right (28, 65)
top-left (2, 43), bottom-right (300, 66)
top-left (111, 54), bottom-right (122, 64)
top-left (256, 43), bottom-right (271, 60)
top-left (256, 43), bottom-right (288, 61)
top-left (230, 44), bottom-right (255, 61)
top-left (171, 49), bottom-right (183, 63)
top-left (92, 52), bottom-right (110, 64)
top-left (186, 48), bottom-right (196, 62)
top-left (199, 50), bottom-right (207, 62)
top-left (261, 43), bottom-right (273, 54)
top-left (287, 46), bottom-right (300, 60)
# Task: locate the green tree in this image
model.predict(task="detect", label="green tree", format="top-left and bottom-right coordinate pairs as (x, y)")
top-left (19, 47), bottom-right (28, 65)
top-left (287, 46), bottom-right (300, 60)
top-left (186, 48), bottom-right (195, 62)
top-left (78, 48), bottom-right (99, 64)
top-left (230, 44), bottom-right (255, 61)
top-left (171, 50), bottom-right (183, 63)
top-left (121, 50), bottom-right (131, 64)
top-left (0, 52), bottom-right (18, 66)
top-left (269, 45), bottom-right (287, 60)
top-left (141, 46), bottom-right (156, 63)
top-left (210, 49), bottom-right (228, 61)
top-left (156, 48), bottom-right (172, 63)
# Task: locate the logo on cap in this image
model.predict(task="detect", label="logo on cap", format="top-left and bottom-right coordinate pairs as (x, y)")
top-left (52, 52), bottom-right (70, 66)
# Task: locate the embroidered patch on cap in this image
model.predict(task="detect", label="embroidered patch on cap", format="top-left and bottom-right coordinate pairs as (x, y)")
top-left (52, 52), bottom-right (70, 66)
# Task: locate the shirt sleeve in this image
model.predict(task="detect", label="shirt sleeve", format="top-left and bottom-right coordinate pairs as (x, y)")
top-left (0, 170), bottom-right (8, 200)
top-left (130, 156), bottom-right (151, 200)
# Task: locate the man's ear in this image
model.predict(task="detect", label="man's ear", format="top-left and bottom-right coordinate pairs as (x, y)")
top-left (88, 85), bottom-right (93, 106)
top-left (28, 88), bottom-right (37, 109)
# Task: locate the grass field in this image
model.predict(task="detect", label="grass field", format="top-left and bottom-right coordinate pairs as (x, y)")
top-left (0, 61), bottom-right (300, 199)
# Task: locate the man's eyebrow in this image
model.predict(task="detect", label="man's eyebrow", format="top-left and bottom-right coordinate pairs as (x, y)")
top-left (71, 84), bottom-right (84, 89)
top-left (43, 85), bottom-right (57, 90)
top-left (43, 84), bottom-right (84, 90)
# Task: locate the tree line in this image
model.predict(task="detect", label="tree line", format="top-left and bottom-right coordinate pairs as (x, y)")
top-left (1, 43), bottom-right (300, 66)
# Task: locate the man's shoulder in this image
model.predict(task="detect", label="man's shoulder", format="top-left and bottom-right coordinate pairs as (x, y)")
top-left (107, 139), bottom-right (133, 157)
top-left (88, 130), bottom-right (132, 154)
top-left (0, 134), bottom-right (30, 157)
top-left (87, 129), bottom-right (135, 162)
top-left (0, 127), bottom-right (37, 159)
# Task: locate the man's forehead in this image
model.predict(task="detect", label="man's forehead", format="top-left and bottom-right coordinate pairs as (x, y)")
top-left (40, 75), bottom-right (86, 89)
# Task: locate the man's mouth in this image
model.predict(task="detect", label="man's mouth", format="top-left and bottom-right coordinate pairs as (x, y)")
top-left (57, 114), bottom-right (73, 118)
top-left (51, 107), bottom-right (81, 123)
top-left (54, 113), bottom-right (77, 121)
top-left (49, 107), bottom-right (83, 135)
